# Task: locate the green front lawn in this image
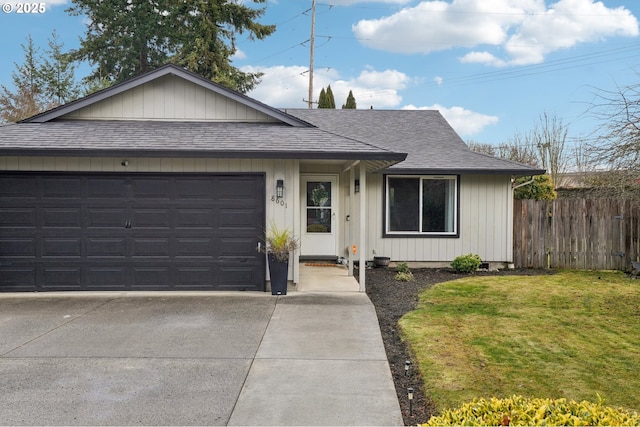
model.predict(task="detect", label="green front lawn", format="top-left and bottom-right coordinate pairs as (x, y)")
top-left (399, 271), bottom-right (640, 414)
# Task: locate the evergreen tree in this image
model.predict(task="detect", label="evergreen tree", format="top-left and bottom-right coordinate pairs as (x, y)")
top-left (41, 30), bottom-right (82, 104)
top-left (318, 85), bottom-right (336, 109)
top-left (0, 36), bottom-right (51, 123)
top-left (342, 90), bottom-right (356, 109)
top-left (67, 0), bottom-right (275, 93)
top-left (0, 33), bottom-right (83, 123)
top-left (318, 87), bottom-right (328, 108)
top-left (326, 85), bottom-right (336, 108)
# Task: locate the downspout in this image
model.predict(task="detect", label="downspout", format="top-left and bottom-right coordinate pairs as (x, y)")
top-left (512, 176), bottom-right (535, 190)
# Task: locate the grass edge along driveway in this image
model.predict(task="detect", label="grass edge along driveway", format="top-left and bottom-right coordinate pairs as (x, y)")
top-left (399, 271), bottom-right (640, 414)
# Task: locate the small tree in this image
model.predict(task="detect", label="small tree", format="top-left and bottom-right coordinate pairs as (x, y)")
top-left (514, 174), bottom-right (557, 200)
top-left (342, 90), bottom-right (356, 109)
top-left (533, 112), bottom-right (568, 189)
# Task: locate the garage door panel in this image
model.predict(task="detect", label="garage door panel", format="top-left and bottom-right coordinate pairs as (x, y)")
top-left (87, 238), bottom-right (127, 258)
top-left (219, 177), bottom-right (258, 199)
top-left (42, 239), bottom-right (82, 258)
top-left (43, 178), bottom-right (83, 199)
top-left (220, 208), bottom-right (260, 229)
top-left (86, 267), bottom-right (127, 288)
top-left (0, 238), bottom-right (36, 257)
top-left (218, 267), bottom-right (261, 291)
top-left (87, 178), bottom-right (128, 199)
top-left (131, 209), bottom-right (171, 229)
top-left (0, 173), bottom-right (265, 292)
top-left (0, 178), bottom-right (38, 198)
top-left (132, 178), bottom-right (172, 199)
top-left (175, 238), bottom-right (214, 258)
top-left (0, 268), bottom-right (36, 289)
top-left (42, 208), bottom-right (82, 228)
top-left (175, 178), bottom-right (214, 200)
top-left (0, 208), bottom-right (36, 228)
top-left (175, 209), bottom-right (215, 229)
top-left (88, 209), bottom-right (127, 229)
top-left (219, 238), bottom-right (258, 257)
top-left (42, 267), bottom-right (82, 288)
top-left (132, 238), bottom-right (171, 257)
top-left (174, 267), bottom-right (214, 289)
top-left (132, 266), bottom-right (171, 288)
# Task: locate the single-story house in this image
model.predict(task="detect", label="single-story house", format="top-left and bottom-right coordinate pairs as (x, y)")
top-left (0, 64), bottom-right (544, 293)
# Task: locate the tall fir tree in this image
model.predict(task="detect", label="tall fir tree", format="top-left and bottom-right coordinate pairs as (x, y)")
top-left (67, 0), bottom-right (275, 93)
top-left (41, 30), bottom-right (82, 104)
top-left (325, 85), bottom-right (336, 108)
top-left (0, 36), bottom-right (50, 123)
top-left (0, 32), bottom-right (83, 123)
top-left (342, 90), bottom-right (356, 109)
top-left (318, 87), bottom-right (328, 108)
top-left (318, 85), bottom-right (336, 108)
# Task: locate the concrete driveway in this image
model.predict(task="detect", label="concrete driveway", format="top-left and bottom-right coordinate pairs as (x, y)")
top-left (0, 292), bottom-right (403, 426)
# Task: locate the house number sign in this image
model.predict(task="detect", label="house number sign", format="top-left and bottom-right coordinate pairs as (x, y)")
top-left (271, 195), bottom-right (288, 208)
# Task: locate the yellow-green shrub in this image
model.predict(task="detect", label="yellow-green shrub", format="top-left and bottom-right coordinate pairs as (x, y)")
top-left (395, 262), bottom-right (413, 282)
top-left (423, 395), bottom-right (640, 426)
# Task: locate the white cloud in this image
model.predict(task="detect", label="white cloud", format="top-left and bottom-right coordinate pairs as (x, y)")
top-left (243, 65), bottom-right (411, 108)
top-left (403, 104), bottom-right (499, 136)
top-left (352, 0), bottom-right (639, 66)
top-left (434, 76), bottom-right (444, 86)
top-left (231, 49), bottom-right (247, 60)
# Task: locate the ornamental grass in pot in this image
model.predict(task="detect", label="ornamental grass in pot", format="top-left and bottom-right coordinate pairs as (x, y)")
top-left (264, 222), bottom-right (299, 295)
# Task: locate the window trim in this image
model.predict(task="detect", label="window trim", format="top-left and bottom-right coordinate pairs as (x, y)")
top-left (383, 174), bottom-right (460, 238)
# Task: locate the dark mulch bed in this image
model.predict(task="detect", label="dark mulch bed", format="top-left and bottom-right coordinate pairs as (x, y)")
top-left (362, 266), bottom-right (553, 425)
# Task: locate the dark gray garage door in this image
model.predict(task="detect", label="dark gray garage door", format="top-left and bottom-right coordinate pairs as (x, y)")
top-left (0, 173), bottom-right (265, 292)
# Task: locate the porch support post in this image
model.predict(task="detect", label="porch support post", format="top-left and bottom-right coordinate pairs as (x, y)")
top-left (348, 167), bottom-right (355, 277)
top-left (359, 164), bottom-right (366, 292)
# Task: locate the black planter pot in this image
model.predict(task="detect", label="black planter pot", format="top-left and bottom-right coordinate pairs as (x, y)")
top-left (373, 256), bottom-right (390, 268)
top-left (268, 253), bottom-right (289, 295)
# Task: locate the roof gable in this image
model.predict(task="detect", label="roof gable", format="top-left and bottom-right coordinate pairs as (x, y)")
top-left (22, 64), bottom-right (310, 127)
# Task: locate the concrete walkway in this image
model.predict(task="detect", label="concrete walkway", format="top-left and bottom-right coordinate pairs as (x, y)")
top-left (0, 290), bottom-right (402, 426)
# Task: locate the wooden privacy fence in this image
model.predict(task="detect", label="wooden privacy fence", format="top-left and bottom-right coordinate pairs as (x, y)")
top-left (513, 199), bottom-right (640, 270)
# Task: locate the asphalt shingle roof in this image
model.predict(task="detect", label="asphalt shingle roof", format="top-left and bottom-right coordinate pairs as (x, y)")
top-left (0, 120), bottom-right (406, 162)
top-left (285, 109), bottom-right (544, 175)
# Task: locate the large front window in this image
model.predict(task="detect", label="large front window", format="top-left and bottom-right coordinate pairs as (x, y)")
top-left (386, 175), bottom-right (458, 236)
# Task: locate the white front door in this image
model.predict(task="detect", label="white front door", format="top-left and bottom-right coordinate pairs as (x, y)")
top-left (300, 175), bottom-right (338, 257)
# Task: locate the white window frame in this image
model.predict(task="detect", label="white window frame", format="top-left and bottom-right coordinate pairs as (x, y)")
top-left (384, 175), bottom-right (459, 237)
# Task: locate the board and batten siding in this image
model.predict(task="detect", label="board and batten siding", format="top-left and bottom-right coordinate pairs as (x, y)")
top-left (355, 174), bottom-right (514, 263)
top-left (0, 156), bottom-right (301, 282)
top-left (62, 74), bottom-right (279, 122)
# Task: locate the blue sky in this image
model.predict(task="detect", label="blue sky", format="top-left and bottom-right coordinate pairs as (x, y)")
top-left (1, 0), bottom-right (639, 148)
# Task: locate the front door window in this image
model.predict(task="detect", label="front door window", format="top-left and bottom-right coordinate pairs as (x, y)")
top-left (306, 181), bottom-right (332, 233)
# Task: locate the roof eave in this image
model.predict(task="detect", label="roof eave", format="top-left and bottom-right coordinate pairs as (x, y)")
top-left (0, 148), bottom-right (407, 162)
top-left (378, 167), bottom-right (547, 176)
